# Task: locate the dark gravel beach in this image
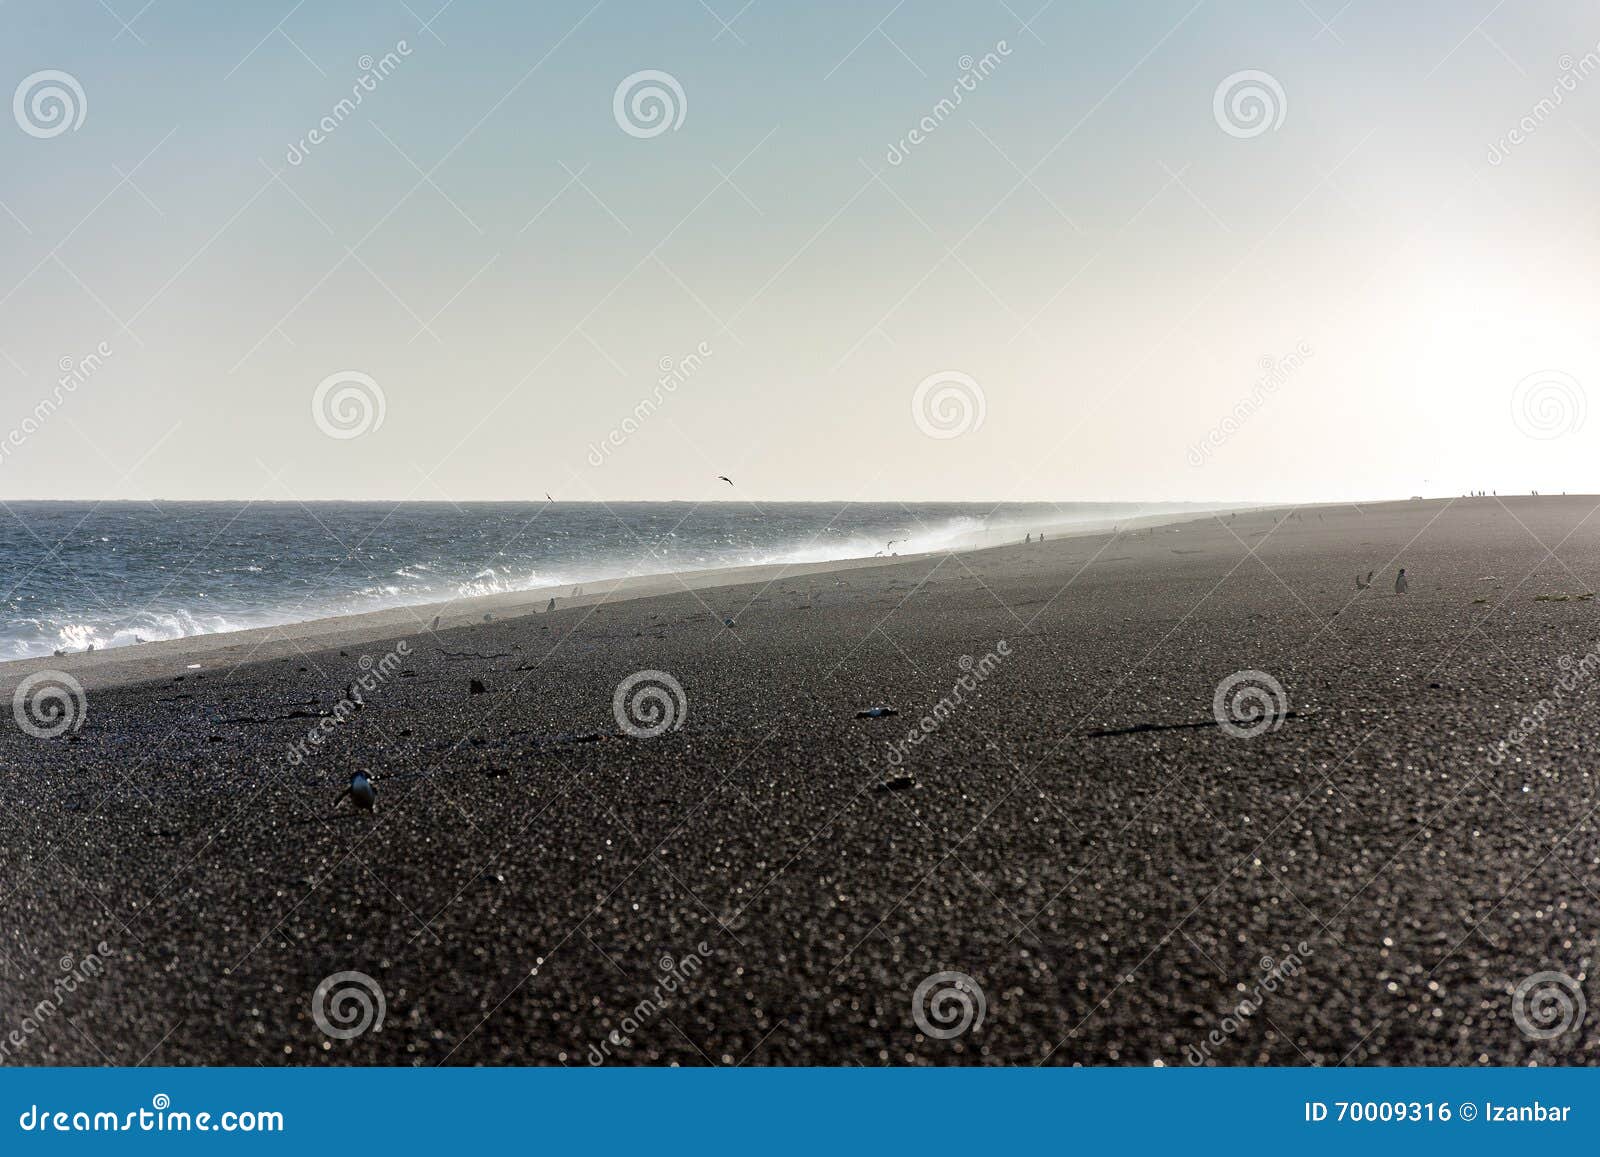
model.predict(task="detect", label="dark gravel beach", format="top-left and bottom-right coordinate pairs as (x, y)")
top-left (5, 495), bottom-right (1600, 1066)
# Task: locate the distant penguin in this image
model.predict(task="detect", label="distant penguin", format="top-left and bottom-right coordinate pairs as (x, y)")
top-left (430, 615), bottom-right (440, 631)
top-left (338, 771), bottom-right (376, 813)
top-left (546, 597), bottom-right (556, 612)
top-left (1356, 574), bottom-right (1367, 590)
top-left (1395, 568), bottom-right (1409, 595)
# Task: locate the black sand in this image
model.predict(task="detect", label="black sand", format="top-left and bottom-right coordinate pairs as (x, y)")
top-left (5, 496), bottom-right (1600, 1065)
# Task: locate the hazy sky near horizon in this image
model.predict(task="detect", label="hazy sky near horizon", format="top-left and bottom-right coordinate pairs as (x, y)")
top-left (3, 1), bottom-right (1600, 503)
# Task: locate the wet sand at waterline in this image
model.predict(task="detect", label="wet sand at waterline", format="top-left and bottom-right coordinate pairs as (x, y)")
top-left (4, 495), bottom-right (1598, 1065)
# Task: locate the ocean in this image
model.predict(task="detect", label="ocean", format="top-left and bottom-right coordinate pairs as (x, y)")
top-left (0, 500), bottom-right (1202, 659)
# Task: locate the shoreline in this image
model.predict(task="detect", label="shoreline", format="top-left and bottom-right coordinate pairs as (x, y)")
top-left (0, 504), bottom-right (1259, 694)
top-left (7, 493), bottom-right (1599, 1064)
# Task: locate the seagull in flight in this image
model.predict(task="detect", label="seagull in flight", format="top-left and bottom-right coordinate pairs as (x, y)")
top-left (717, 475), bottom-right (733, 486)
top-left (545, 492), bottom-right (554, 502)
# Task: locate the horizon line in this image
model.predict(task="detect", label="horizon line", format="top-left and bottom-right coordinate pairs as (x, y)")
top-left (0, 494), bottom-right (1437, 506)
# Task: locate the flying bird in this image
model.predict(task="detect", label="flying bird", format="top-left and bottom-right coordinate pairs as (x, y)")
top-left (545, 493), bottom-right (554, 502)
top-left (717, 475), bottom-right (733, 486)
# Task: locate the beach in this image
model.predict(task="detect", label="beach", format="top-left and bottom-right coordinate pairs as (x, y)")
top-left (4, 494), bottom-right (1598, 1065)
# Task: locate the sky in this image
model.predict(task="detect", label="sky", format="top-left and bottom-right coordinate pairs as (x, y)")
top-left (1, 0), bottom-right (1599, 503)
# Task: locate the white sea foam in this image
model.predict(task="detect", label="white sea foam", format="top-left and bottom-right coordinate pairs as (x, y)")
top-left (0, 503), bottom-right (1205, 660)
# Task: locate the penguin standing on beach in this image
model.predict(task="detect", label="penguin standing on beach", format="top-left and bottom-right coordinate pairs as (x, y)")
top-left (337, 771), bottom-right (377, 814)
top-left (1395, 568), bottom-right (1409, 595)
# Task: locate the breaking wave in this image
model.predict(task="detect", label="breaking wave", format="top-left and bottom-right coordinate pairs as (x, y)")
top-left (0, 501), bottom-right (1201, 659)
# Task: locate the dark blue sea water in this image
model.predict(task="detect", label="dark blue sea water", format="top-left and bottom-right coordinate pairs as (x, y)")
top-left (0, 500), bottom-right (1200, 659)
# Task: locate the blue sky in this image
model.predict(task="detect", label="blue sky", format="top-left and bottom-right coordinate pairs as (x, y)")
top-left (2, 1), bottom-right (1598, 501)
